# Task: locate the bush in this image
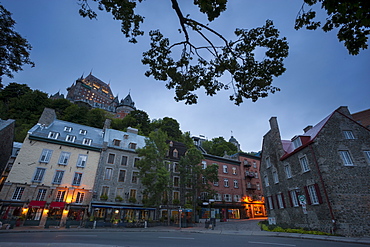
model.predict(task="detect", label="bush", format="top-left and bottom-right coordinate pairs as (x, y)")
top-left (258, 221), bottom-right (333, 236)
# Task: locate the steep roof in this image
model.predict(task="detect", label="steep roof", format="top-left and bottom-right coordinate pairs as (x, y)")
top-left (119, 93), bottom-right (135, 108)
top-left (83, 73), bottom-right (114, 97)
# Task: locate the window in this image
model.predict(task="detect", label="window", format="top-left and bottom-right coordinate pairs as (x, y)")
top-left (121, 156), bottom-right (128, 166)
top-left (76, 154), bottom-right (87, 168)
top-left (33, 168), bottom-right (46, 182)
top-left (299, 156), bottom-right (310, 172)
top-left (223, 165), bottom-right (228, 173)
top-left (364, 151), bottom-right (370, 163)
top-left (79, 129), bottom-right (87, 135)
top-left (277, 194), bottom-right (285, 208)
top-left (130, 189), bottom-right (137, 199)
top-left (64, 126), bottom-right (73, 132)
top-left (53, 170), bottom-right (64, 184)
top-left (36, 189), bottom-right (47, 201)
top-left (174, 163), bottom-right (179, 173)
top-left (173, 191), bottom-right (180, 201)
top-left (65, 135), bottom-right (76, 142)
top-left (343, 130), bottom-right (355, 139)
top-left (133, 158), bottom-right (140, 167)
top-left (307, 185), bottom-right (320, 205)
top-left (234, 194), bottom-right (241, 202)
top-left (292, 137), bottom-right (302, 149)
top-left (129, 143), bottom-right (137, 149)
top-left (232, 167), bottom-right (237, 175)
top-left (255, 172), bottom-right (258, 178)
top-left (107, 153), bottom-right (115, 164)
top-left (233, 180), bottom-right (239, 188)
top-left (272, 170), bottom-right (279, 184)
top-left (82, 138), bottom-right (92, 145)
top-left (339, 150), bottom-right (354, 166)
top-left (267, 196), bottom-right (273, 209)
top-left (113, 139), bottom-right (121, 146)
top-left (200, 192), bottom-right (209, 200)
top-left (256, 182), bottom-right (260, 190)
top-left (39, 149), bottom-right (53, 163)
top-left (58, 152), bottom-right (70, 165)
top-left (214, 193), bottom-right (222, 201)
top-left (118, 170), bottom-right (126, 182)
top-left (101, 186), bottom-right (109, 197)
top-left (173, 149), bottom-right (178, 158)
top-left (104, 168), bottom-right (113, 180)
top-left (224, 178), bottom-right (229, 187)
top-left (202, 161), bottom-right (207, 169)
top-left (124, 134), bottom-right (129, 139)
top-left (12, 187), bottom-right (25, 200)
top-left (48, 131), bottom-right (59, 139)
top-left (284, 165), bottom-right (292, 178)
top-left (290, 190), bottom-right (299, 207)
top-left (253, 161), bottom-right (257, 168)
top-left (213, 180), bottom-right (219, 186)
top-left (116, 188), bottom-right (124, 198)
top-left (264, 175), bottom-right (269, 187)
top-left (174, 176), bottom-right (180, 187)
top-left (55, 190), bottom-right (65, 202)
top-left (223, 194), bottom-right (232, 202)
top-left (266, 157), bottom-right (272, 168)
top-left (131, 171), bottom-right (139, 183)
top-left (75, 192), bottom-right (85, 203)
top-left (72, 172), bottom-right (82, 186)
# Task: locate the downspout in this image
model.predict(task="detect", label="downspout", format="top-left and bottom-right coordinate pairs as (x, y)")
top-left (308, 144), bottom-right (337, 232)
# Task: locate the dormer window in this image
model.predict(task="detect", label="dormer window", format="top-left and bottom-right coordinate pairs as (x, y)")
top-left (129, 143), bottom-right (137, 149)
top-left (124, 134), bottom-right (129, 139)
top-left (113, 139), bottom-right (121, 146)
top-left (292, 137), bottom-right (302, 149)
top-left (79, 129), bottom-right (87, 135)
top-left (82, 138), bottom-right (92, 146)
top-left (48, 131), bottom-right (59, 139)
top-left (64, 126), bottom-right (73, 132)
top-left (65, 135), bottom-right (76, 142)
top-left (169, 141), bottom-right (173, 147)
top-left (173, 149), bottom-right (178, 158)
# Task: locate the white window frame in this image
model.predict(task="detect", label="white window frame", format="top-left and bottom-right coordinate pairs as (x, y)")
top-left (343, 130), bottom-right (355, 139)
top-left (364, 151), bottom-right (370, 163)
top-left (233, 179), bottom-right (238, 188)
top-left (277, 193), bottom-right (284, 208)
top-left (58, 151), bottom-right (70, 165)
top-left (266, 157), bottom-right (272, 168)
top-left (232, 167), bottom-right (237, 175)
top-left (12, 187), bottom-right (25, 200)
top-left (223, 194), bottom-right (232, 202)
top-left (79, 129), bottom-right (87, 135)
top-left (307, 185), bottom-right (320, 205)
top-left (256, 182), bottom-right (260, 190)
top-left (104, 168), bottom-right (113, 180)
top-left (65, 135), bottom-right (76, 142)
top-left (76, 154), bottom-right (87, 168)
top-left (118, 169), bottom-right (126, 182)
top-left (272, 170), bottom-right (279, 184)
top-left (214, 193), bottom-right (222, 201)
top-left (121, 155), bottom-right (128, 166)
top-left (264, 175), bottom-right (269, 187)
top-left (292, 137), bottom-right (302, 149)
top-left (253, 161), bottom-right (257, 168)
top-left (299, 156), bottom-right (310, 172)
top-left (234, 194), bottom-right (241, 202)
top-left (36, 189), bottom-right (47, 201)
top-left (48, 131), bottom-right (59, 139)
top-left (39, 149), bottom-right (53, 163)
top-left (202, 161), bottom-right (207, 169)
top-left (64, 126), bottom-right (73, 132)
top-left (107, 153), bottom-right (115, 164)
top-left (72, 172), bottom-right (83, 186)
top-left (339, 150), bottom-right (354, 166)
top-left (75, 192), bottom-right (85, 203)
top-left (224, 178), bottom-right (229, 187)
top-left (284, 164), bottom-right (292, 178)
top-left (290, 190), bottom-right (299, 207)
top-left (267, 196), bottom-right (273, 210)
top-left (53, 170), bottom-right (64, 184)
top-left (223, 165), bottom-right (228, 173)
top-left (173, 176), bottom-right (180, 187)
top-left (82, 138), bottom-right (92, 146)
top-left (213, 180), bottom-right (219, 186)
top-left (33, 168), bottom-right (46, 182)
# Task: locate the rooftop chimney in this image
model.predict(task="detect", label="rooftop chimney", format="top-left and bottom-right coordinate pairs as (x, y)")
top-left (303, 125), bottom-right (313, 133)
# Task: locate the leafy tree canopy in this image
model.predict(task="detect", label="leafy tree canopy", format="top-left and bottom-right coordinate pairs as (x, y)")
top-left (202, 136), bottom-right (238, 156)
top-left (0, 5), bottom-right (34, 85)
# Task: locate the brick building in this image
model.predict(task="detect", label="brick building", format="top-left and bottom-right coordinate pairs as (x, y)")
top-left (260, 106), bottom-right (370, 237)
top-left (352, 108), bottom-right (370, 129)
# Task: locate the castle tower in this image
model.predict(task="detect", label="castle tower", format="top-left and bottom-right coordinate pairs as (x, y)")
top-left (115, 93), bottom-right (136, 119)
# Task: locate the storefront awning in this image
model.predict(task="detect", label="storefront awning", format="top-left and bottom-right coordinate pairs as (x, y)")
top-left (49, 202), bottom-right (65, 209)
top-left (28, 200), bottom-right (46, 208)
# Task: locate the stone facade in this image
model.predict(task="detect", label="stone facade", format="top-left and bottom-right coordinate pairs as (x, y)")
top-left (0, 119), bottom-right (15, 176)
top-left (260, 106), bottom-right (370, 237)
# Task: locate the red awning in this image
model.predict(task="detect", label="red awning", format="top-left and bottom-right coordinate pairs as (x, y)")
top-left (28, 201), bottom-right (46, 208)
top-left (49, 202), bottom-right (66, 209)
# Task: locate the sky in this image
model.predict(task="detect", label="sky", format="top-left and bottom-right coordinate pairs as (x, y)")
top-left (2, 0), bottom-right (369, 152)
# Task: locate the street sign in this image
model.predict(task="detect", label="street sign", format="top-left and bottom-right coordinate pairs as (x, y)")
top-left (298, 195), bottom-right (306, 205)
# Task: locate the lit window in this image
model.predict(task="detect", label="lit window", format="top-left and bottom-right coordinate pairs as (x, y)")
top-left (299, 156), bottom-right (310, 172)
top-left (33, 168), bottom-right (46, 182)
top-left (58, 152), bottom-right (70, 165)
top-left (343, 130), bottom-right (355, 139)
top-left (55, 190), bottom-right (66, 202)
top-left (339, 150), bottom-right (354, 166)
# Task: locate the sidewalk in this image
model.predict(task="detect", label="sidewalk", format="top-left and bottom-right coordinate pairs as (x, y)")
top-left (1, 219), bottom-right (370, 245)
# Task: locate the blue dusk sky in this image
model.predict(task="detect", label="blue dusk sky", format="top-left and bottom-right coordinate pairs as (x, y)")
top-left (1, 1), bottom-right (369, 152)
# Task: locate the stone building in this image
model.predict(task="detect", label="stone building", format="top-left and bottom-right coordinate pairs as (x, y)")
top-left (260, 106), bottom-right (370, 237)
top-left (0, 142), bottom-right (22, 191)
top-left (0, 108), bottom-right (104, 228)
top-left (0, 119), bottom-right (15, 176)
top-left (90, 125), bottom-right (150, 224)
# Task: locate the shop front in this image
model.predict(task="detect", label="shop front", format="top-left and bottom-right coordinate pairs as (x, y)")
top-left (24, 200), bottom-right (46, 226)
top-left (45, 202), bottom-right (65, 228)
top-left (0, 202), bottom-right (25, 227)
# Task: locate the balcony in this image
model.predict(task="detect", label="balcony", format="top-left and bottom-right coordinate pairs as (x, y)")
top-left (243, 161), bottom-right (251, 167)
top-left (245, 172), bottom-right (255, 179)
top-left (246, 184), bottom-right (257, 190)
